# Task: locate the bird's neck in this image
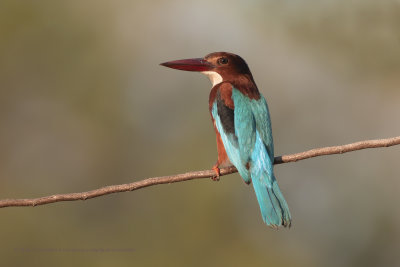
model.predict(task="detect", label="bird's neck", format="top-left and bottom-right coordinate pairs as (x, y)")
top-left (202, 71), bottom-right (223, 87)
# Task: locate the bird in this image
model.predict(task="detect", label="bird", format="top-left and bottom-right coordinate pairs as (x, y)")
top-left (160, 52), bottom-right (291, 228)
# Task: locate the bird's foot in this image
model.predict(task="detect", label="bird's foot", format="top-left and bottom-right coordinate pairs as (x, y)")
top-left (211, 164), bottom-right (220, 181)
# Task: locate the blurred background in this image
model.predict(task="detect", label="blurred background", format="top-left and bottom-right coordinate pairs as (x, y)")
top-left (1, 0), bottom-right (399, 266)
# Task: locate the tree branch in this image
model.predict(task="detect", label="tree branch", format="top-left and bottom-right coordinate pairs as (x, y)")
top-left (1, 136), bottom-right (399, 208)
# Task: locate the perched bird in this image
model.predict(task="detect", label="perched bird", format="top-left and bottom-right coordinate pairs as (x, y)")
top-left (161, 52), bottom-right (291, 228)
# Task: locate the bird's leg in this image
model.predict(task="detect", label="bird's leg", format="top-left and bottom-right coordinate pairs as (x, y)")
top-left (211, 130), bottom-right (228, 182)
top-left (211, 163), bottom-right (220, 181)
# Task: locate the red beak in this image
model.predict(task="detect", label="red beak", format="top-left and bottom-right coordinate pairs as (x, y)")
top-left (160, 58), bottom-right (213, 72)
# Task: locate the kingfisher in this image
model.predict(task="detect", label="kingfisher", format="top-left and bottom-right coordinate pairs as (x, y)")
top-left (161, 52), bottom-right (291, 228)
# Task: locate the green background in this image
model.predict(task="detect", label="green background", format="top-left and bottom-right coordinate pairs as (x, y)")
top-left (1, 1), bottom-right (399, 266)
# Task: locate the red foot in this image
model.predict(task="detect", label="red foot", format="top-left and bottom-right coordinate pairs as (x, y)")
top-left (211, 164), bottom-right (220, 181)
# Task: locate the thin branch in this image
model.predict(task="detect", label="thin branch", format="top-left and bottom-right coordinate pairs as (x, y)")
top-left (273, 136), bottom-right (400, 164)
top-left (1, 136), bottom-right (399, 208)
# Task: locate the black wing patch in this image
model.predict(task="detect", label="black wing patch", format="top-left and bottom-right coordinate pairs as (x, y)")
top-left (216, 91), bottom-right (235, 135)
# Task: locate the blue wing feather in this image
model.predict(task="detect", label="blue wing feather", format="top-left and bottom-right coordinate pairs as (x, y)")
top-left (232, 89), bottom-right (257, 168)
top-left (212, 101), bottom-right (251, 183)
top-left (250, 95), bottom-right (274, 159)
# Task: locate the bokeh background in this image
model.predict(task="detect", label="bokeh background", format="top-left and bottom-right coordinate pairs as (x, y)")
top-left (1, 0), bottom-right (399, 266)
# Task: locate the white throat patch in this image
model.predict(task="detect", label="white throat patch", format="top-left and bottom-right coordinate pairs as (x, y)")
top-left (202, 71), bottom-right (223, 87)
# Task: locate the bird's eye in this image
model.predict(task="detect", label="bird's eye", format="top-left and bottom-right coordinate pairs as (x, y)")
top-left (218, 57), bottom-right (228, 65)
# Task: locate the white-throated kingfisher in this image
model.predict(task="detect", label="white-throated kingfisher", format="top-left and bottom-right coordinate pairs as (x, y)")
top-left (161, 52), bottom-right (291, 228)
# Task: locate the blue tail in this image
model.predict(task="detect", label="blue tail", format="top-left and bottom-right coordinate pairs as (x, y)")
top-left (251, 172), bottom-right (291, 227)
top-left (250, 132), bottom-right (291, 228)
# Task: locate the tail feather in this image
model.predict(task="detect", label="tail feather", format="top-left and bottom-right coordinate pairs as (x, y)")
top-left (251, 172), bottom-right (291, 228)
top-left (247, 131), bottom-right (291, 228)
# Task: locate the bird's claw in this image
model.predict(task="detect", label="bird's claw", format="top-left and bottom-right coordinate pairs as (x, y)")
top-left (211, 165), bottom-right (220, 181)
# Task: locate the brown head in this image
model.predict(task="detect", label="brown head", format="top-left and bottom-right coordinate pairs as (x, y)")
top-left (160, 52), bottom-right (255, 87)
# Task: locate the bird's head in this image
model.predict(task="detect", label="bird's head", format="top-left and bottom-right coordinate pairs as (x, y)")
top-left (160, 52), bottom-right (253, 87)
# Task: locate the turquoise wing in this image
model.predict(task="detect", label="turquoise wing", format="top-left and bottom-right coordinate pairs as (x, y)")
top-left (249, 95), bottom-right (274, 159)
top-left (211, 88), bottom-right (252, 183)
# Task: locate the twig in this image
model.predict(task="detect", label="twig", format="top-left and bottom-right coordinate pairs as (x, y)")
top-left (1, 136), bottom-right (399, 208)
